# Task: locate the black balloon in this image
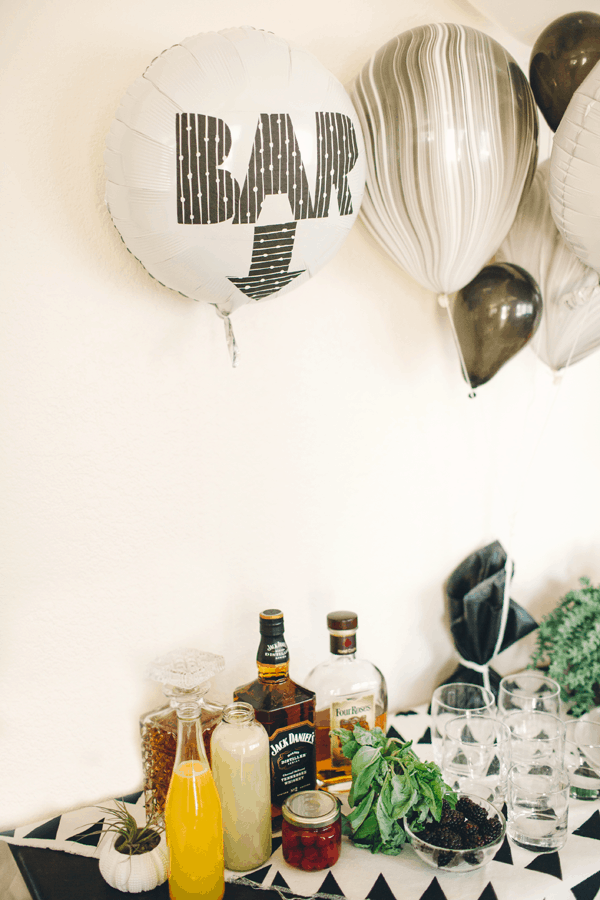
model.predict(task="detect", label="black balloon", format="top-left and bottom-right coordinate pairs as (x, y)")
top-left (453, 263), bottom-right (542, 388)
top-left (530, 12), bottom-right (600, 132)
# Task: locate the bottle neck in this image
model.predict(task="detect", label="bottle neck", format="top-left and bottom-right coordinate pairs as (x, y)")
top-left (257, 633), bottom-right (289, 683)
top-left (329, 631), bottom-right (357, 656)
top-left (173, 703), bottom-right (209, 770)
top-left (164, 682), bottom-right (210, 708)
top-left (222, 702), bottom-right (255, 725)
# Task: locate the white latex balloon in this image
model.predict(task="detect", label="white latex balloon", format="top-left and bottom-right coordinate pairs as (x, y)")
top-left (352, 23), bottom-right (538, 297)
top-left (550, 59), bottom-right (600, 276)
top-left (105, 28), bottom-right (365, 317)
top-left (497, 160), bottom-right (600, 371)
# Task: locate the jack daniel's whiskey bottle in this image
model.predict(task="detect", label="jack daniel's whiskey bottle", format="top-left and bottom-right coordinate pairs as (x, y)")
top-left (234, 610), bottom-right (316, 827)
top-left (305, 610), bottom-right (387, 790)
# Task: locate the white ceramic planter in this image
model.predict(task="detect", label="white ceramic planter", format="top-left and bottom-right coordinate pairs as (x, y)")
top-left (98, 829), bottom-right (169, 893)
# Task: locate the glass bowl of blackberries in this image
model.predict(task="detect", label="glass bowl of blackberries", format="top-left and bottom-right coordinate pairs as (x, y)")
top-left (404, 794), bottom-right (506, 873)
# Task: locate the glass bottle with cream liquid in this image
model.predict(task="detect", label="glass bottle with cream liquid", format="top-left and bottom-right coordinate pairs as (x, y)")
top-left (211, 702), bottom-right (272, 871)
top-left (304, 610), bottom-right (387, 790)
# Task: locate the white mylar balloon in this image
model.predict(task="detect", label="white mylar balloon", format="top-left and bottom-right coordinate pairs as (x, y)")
top-left (105, 27), bottom-right (365, 330)
top-left (497, 160), bottom-right (600, 371)
top-left (352, 23), bottom-right (538, 297)
top-left (549, 59), bottom-right (600, 275)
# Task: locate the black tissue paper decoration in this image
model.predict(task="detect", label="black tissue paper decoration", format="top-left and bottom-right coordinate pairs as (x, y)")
top-left (439, 541), bottom-right (538, 699)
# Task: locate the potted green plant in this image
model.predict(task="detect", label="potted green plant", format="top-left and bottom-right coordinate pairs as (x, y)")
top-left (529, 577), bottom-right (600, 716)
top-left (77, 800), bottom-right (168, 893)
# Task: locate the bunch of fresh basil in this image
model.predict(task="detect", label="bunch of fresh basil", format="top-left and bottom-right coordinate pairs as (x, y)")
top-left (332, 724), bottom-right (457, 855)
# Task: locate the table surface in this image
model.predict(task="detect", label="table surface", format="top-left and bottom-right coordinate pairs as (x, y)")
top-left (7, 844), bottom-right (284, 900)
top-left (5, 712), bottom-right (600, 900)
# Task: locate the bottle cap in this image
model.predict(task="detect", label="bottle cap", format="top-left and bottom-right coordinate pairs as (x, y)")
top-left (327, 611), bottom-right (358, 633)
top-left (259, 609), bottom-right (285, 636)
top-left (146, 648), bottom-right (225, 690)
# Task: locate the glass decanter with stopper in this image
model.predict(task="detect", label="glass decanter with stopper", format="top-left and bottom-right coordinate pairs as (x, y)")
top-left (165, 701), bottom-right (224, 900)
top-left (140, 648), bottom-right (225, 822)
top-left (304, 610), bottom-right (387, 790)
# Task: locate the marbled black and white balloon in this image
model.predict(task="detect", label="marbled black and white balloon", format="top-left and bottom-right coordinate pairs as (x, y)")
top-left (352, 23), bottom-right (538, 297)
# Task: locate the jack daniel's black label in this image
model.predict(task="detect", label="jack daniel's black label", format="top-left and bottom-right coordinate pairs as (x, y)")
top-left (257, 637), bottom-right (289, 665)
top-left (269, 721), bottom-right (315, 804)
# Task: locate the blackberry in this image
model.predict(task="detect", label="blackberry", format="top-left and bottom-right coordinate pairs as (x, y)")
top-left (436, 850), bottom-right (454, 868)
top-left (464, 831), bottom-right (487, 849)
top-left (464, 849), bottom-right (484, 866)
top-left (461, 821), bottom-right (480, 842)
top-left (456, 796), bottom-right (488, 825)
top-left (441, 807), bottom-right (464, 829)
top-left (482, 816), bottom-right (502, 843)
top-left (418, 828), bottom-right (436, 845)
top-left (434, 827), bottom-right (463, 850)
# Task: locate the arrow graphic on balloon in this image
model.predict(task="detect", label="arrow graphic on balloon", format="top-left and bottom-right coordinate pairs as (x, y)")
top-left (227, 222), bottom-right (305, 300)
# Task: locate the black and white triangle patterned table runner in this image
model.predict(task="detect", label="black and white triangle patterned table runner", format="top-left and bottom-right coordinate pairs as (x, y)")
top-left (3, 710), bottom-right (600, 900)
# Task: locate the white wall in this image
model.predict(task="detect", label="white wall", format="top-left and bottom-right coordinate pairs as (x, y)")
top-left (2, 0), bottom-right (600, 830)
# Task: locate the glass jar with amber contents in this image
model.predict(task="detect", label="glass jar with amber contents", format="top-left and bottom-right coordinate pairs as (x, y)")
top-left (281, 790), bottom-right (341, 871)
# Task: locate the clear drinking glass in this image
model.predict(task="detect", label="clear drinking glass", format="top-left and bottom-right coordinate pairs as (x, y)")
top-left (441, 715), bottom-right (511, 804)
top-left (565, 719), bottom-right (600, 800)
top-left (507, 763), bottom-right (569, 853)
top-left (498, 672), bottom-right (561, 718)
top-left (430, 683), bottom-right (495, 765)
top-left (504, 711), bottom-right (565, 766)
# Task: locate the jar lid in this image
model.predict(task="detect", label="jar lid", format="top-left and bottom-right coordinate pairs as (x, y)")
top-left (282, 790), bottom-right (340, 828)
top-left (146, 648), bottom-right (225, 689)
top-left (327, 611), bottom-right (358, 632)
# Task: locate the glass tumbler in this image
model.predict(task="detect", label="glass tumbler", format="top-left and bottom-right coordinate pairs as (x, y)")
top-left (430, 683), bottom-right (495, 765)
top-left (565, 719), bottom-right (600, 800)
top-left (505, 711), bottom-right (565, 766)
top-left (507, 763), bottom-right (569, 853)
top-left (441, 715), bottom-right (511, 804)
top-left (498, 672), bottom-right (561, 718)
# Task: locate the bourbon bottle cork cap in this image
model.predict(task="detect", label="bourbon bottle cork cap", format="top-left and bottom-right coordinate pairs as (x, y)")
top-left (327, 611), bottom-right (358, 632)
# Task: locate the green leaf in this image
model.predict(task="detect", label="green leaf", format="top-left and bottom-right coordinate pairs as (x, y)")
top-left (352, 745), bottom-right (381, 776)
top-left (353, 810), bottom-right (380, 841)
top-left (353, 725), bottom-right (375, 746)
top-left (370, 728), bottom-right (388, 750)
top-left (375, 791), bottom-right (395, 843)
top-left (349, 746), bottom-right (382, 806)
top-left (340, 739), bottom-right (360, 760)
top-left (346, 789), bottom-right (376, 833)
top-left (332, 728), bottom-right (356, 750)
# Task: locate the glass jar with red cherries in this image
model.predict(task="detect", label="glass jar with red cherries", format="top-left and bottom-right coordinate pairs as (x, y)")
top-left (281, 790), bottom-right (341, 871)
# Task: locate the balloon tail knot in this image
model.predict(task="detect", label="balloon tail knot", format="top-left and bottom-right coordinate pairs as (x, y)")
top-left (438, 293), bottom-right (449, 309)
top-left (215, 307), bottom-right (238, 367)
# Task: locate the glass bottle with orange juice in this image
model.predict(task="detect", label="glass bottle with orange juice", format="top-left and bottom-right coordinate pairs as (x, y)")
top-left (165, 701), bottom-right (224, 900)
